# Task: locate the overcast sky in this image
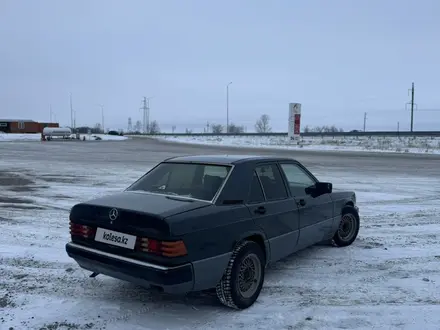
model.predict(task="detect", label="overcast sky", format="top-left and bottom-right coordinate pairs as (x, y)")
top-left (1, 0), bottom-right (439, 132)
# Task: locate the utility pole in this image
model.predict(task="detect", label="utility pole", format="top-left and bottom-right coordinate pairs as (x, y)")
top-left (140, 97), bottom-right (147, 133)
top-left (143, 97), bottom-right (147, 133)
top-left (127, 117), bottom-right (132, 132)
top-left (363, 112), bottom-right (367, 132)
top-left (397, 121), bottom-right (400, 132)
top-left (98, 104), bottom-right (104, 133)
top-left (226, 82), bottom-right (232, 133)
top-left (70, 93), bottom-right (74, 129)
top-left (50, 104), bottom-right (53, 122)
top-left (409, 82), bottom-right (415, 132)
top-left (140, 96), bottom-right (153, 134)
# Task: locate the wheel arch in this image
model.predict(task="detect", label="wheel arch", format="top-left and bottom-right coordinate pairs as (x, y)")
top-left (342, 201), bottom-right (360, 215)
top-left (342, 201), bottom-right (355, 213)
top-left (234, 230), bottom-right (269, 266)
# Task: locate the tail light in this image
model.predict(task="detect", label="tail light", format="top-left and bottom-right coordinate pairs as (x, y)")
top-left (69, 222), bottom-right (186, 257)
top-left (69, 222), bottom-right (96, 238)
top-left (137, 237), bottom-right (187, 257)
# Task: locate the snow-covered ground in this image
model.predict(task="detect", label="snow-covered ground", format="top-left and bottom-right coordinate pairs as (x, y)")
top-left (1, 159), bottom-right (439, 330)
top-left (145, 134), bottom-right (440, 154)
top-left (0, 132), bottom-right (128, 142)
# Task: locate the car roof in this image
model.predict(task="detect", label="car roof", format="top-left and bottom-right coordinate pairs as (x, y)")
top-left (163, 154), bottom-right (297, 165)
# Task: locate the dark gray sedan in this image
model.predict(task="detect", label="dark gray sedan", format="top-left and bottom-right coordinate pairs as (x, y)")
top-left (66, 154), bottom-right (360, 309)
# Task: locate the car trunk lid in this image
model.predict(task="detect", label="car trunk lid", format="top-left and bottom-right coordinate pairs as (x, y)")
top-left (68, 191), bottom-right (211, 265)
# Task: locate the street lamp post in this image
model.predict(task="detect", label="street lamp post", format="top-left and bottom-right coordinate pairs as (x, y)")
top-left (98, 104), bottom-right (104, 133)
top-left (226, 82), bottom-right (232, 133)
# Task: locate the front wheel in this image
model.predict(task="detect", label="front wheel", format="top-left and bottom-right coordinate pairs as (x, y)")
top-left (333, 205), bottom-right (360, 247)
top-left (216, 240), bottom-right (265, 309)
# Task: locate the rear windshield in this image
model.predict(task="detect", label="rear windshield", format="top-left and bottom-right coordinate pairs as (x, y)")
top-left (126, 162), bottom-right (232, 201)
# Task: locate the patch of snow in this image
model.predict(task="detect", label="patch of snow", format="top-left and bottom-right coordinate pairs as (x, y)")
top-left (82, 134), bottom-right (128, 141)
top-left (0, 132), bottom-right (128, 142)
top-left (144, 134), bottom-right (440, 154)
top-left (1, 161), bottom-right (440, 329)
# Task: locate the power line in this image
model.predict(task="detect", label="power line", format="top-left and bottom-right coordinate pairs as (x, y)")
top-left (346, 108), bottom-right (440, 114)
top-left (412, 108), bottom-right (440, 112)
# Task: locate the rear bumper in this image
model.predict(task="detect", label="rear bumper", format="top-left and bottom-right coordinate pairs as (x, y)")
top-left (65, 242), bottom-right (194, 294)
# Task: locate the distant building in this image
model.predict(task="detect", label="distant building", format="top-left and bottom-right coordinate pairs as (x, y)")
top-left (0, 119), bottom-right (59, 133)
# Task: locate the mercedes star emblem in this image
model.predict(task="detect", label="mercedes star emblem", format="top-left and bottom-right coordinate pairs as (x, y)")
top-left (109, 208), bottom-right (119, 221)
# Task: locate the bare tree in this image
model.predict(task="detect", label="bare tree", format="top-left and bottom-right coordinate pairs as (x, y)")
top-left (134, 120), bottom-right (142, 132)
top-left (255, 114), bottom-right (271, 133)
top-left (185, 128), bottom-right (193, 134)
top-left (148, 120), bottom-right (160, 134)
top-left (93, 123), bottom-right (103, 133)
top-left (228, 123), bottom-right (245, 134)
top-left (307, 125), bottom-right (344, 133)
top-left (310, 126), bottom-right (323, 133)
top-left (303, 125), bottom-right (311, 133)
top-left (328, 125), bottom-right (339, 133)
top-left (211, 124), bottom-right (224, 134)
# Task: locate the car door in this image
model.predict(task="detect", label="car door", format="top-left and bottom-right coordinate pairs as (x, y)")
top-left (245, 163), bottom-right (300, 263)
top-left (278, 162), bottom-right (334, 249)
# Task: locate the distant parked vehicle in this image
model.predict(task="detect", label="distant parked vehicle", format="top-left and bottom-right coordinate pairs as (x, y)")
top-left (66, 155), bottom-right (360, 310)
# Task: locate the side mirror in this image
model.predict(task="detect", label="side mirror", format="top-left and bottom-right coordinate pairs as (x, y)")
top-left (316, 182), bottom-right (332, 194)
top-left (305, 182), bottom-right (332, 197)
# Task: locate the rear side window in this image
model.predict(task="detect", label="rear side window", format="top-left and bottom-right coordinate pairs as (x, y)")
top-left (247, 171), bottom-right (265, 204)
top-left (255, 164), bottom-right (288, 201)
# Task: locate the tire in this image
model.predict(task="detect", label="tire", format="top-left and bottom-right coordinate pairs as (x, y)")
top-left (333, 205), bottom-right (360, 247)
top-left (216, 240), bottom-right (265, 310)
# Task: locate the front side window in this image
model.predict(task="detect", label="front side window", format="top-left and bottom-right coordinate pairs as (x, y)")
top-left (126, 162), bottom-right (231, 201)
top-left (279, 163), bottom-right (316, 196)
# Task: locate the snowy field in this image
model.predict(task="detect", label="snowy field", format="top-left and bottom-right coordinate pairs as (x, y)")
top-left (145, 134), bottom-right (440, 154)
top-left (0, 132), bottom-right (128, 142)
top-left (1, 154), bottom-right (440, 329)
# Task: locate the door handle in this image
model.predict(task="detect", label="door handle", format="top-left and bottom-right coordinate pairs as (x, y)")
top-left (297, 199), bottom-right (306, 207)
top-left (254, 206), bottom-right (266, 214)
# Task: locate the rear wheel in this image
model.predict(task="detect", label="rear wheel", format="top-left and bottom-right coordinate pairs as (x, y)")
top-left (216, 241), bottom-right (265, 309)
top-left (333, 205), bottom-right (360, 247)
